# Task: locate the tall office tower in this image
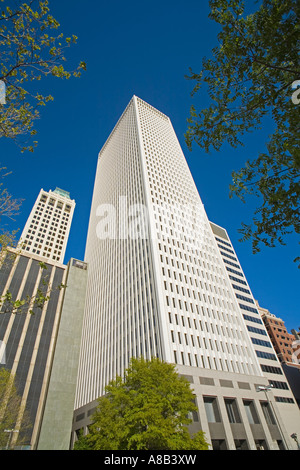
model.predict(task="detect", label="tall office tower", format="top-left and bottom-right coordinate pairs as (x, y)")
top-left (210, 221), bottom-right (300, 447)
top-left (19, 187), bottom-right (75, 263)
top-left (74, 96), bottom-right (296, 450)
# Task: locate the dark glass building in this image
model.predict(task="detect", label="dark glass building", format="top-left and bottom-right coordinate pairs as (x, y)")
top-left (0, 249), bottom-right (87, 449)
top-left (0, 249), bottom-right (66, 447)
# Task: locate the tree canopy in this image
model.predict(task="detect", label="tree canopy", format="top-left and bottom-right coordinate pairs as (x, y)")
top-left (0, 1), bottom-right (79, 312)
top-left (185, 0), bottom-right (300, 264)
top-left (73, 357), bottom-right (209, 451)
top-left (0, 0), bottom-right (86, 152)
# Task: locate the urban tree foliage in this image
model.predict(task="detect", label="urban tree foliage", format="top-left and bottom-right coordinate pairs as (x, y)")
top-left (0, 368), bottom-right (32, 449)
top-left (185, 0), bottom-right (300, 264)
top-left (73, 357), bottom-right (209, 451)
top-left (0, 0), bottom-right (86, 152)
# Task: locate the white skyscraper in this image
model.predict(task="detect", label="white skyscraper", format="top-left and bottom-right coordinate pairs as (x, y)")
top-left (19, 187), bottom-right (75, 263)
top-left (76, 96), bottom-right (262, 399)
top-left (74, 96), bottom-right (296, 450)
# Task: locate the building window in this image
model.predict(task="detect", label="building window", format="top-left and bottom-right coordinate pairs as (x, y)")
top-left (260, 402), bottom-right (276, 425)
top-left (234, 439), bottom-right (249, 450)
top-left (203, 396), bottom-right (221, 423)
top-left (224, 398), bottom-right (241, 424)
top-left (243, 400), bottom-right (260, 425)
top-left (275, 396), bottom-right (294, 404)
top-left (211, 439), bottom-right (228, 450)
top-left (256, 350), bottom-right (277, 361)
top-left (261, 364), bottom-right (283, 375)
top-left (269, 380), bottom-right (288, 390)
top-left (242, 314), bottom-right (262, 325)
top-left (251, 338), bottom-right (272, 348)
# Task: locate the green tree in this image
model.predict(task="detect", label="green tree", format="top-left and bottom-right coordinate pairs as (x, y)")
top-left (74, 357), bottom-right (209, 451)
top-left (185, 0), bottom-right (300, 264)
top-left (0, 0), bottom-right (86, 152)
top-left (0, 167), bottom-right (23, 223)
top-left (0, 368), bottom-right (32, 448)
top-left (0, 165), bottom-right (22, 255)
top-left (0, 256), bottom-right (65, 315)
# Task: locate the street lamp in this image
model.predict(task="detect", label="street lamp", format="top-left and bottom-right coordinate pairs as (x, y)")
top-left (256, 384), bottom-right (289, 450)
top-left (291, 433), bottom-right (300, 450)
top-left (256, 384), bottom-right (273, 392)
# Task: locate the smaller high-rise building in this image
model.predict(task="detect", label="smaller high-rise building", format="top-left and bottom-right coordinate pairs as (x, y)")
top-left (210, 221), bottom-right (300, 448)
top-left (19, 188), bottom-right (75, 264)
top-left (0, 186), bottom-right (86, 450)
top-left (256, 302), bottom-right (296, 364)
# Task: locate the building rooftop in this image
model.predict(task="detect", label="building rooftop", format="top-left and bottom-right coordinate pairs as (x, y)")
top-left (53, 187), bottom-right (71, 199)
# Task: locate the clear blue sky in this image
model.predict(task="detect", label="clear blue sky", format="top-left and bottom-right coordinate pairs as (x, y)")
top-left (1, 0), bottom-right (299, 333)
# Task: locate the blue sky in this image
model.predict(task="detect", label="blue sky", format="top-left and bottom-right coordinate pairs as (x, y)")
top-left (1, 0), bottom-right (299, 333)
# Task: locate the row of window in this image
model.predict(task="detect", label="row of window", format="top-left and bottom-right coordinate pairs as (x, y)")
top-left (236, 293), bottom-right (255, 304)
top-left (28, 224), bottom-right (66, 237)
top-left (256, 350), bottom-right (277, 361)
top-left (225, 266), bottom-right (244, 279)
top-left (215, 236), bottom-right (232, 248)
top-left (247, 325), bottom-right (267, 336)
top-left (228, 274), bottom-right (247, 286)
top-left (33, 213), bottom-right (69, 224)
top-left (39, 195), bottom-right (72, 213)
top-left (217, 243), bottom-right (235, 255)
top-left (26, 246), bottom-right (62, 260)
top-left (261, 364), bottom-right (283, 375)
top-left (269, 380), bottom-right (289, 390)
top-left (173, 348), bottom-right (254, 375)
top-left (223, 258), bottom-right (241, 270)
top-left (252, 337), bottom-right (272, 348)
top-left (239, 303), bottom-right (259, 314)
top-left (232, 283), bottom-right (251, 294)
top-left (170, 326), bottom-right (246, 355)
top-left (204, 395), bottom-right (277, 426)
top-left (220, 250), bottom-right (238, 262)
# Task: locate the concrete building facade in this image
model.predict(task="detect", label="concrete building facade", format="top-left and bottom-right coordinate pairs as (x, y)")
top-left (0, 249), bottom-right (87, 449)
top-left (19, 187), bottom-right (75, 264)
top-left (0, 185), bottom-right (87, 450)
top-left (210, 221), bottom-right (300, 449)
top-left (73, 96), bottom-right (299, 450)
top-left (37, 258), bottom-right (88, 450)
top-left (0, 248), bottom-right (67, 448)
top-left (256, 302), bottom-right (296, 364)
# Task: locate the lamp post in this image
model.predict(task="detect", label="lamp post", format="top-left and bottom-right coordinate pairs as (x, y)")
top-left (291, 433), bottom-right (300, 450)
top-left (256, 384), bottom-right (289, 450)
